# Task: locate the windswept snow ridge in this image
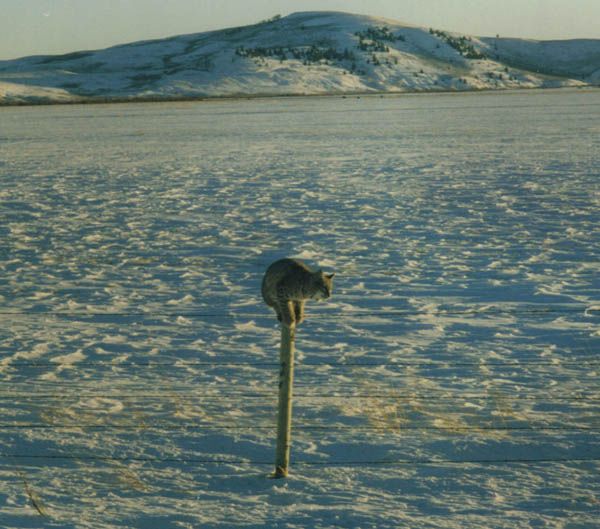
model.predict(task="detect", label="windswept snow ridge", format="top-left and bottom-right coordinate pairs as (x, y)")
top-left (0, 11), bottom-right (598, 105)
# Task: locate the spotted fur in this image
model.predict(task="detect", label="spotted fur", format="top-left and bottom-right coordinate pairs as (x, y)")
top-left (262, 258), bottom-right (334, 327)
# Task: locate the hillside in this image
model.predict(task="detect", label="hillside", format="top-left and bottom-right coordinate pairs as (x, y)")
top-left (1, 11), bottom-right (598, 105)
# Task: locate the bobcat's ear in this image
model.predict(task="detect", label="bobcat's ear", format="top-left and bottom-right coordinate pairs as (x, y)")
top-left (326, 273), bottom-right (335, 280)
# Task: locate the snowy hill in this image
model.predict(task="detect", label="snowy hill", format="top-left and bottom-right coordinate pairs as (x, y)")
top-left (1, 11), bottom-right (598, 105)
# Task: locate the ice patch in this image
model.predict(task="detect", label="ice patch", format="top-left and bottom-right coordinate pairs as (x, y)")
top-left (80, 398), bottom-right (124, 414)
top-left (234, 320), bottom-right (266, 333)
top-left (166, 294), bottom-right (195, 305)
top-left (51, 350), bottom-right (86, 366)
top-left (29, 291), bottom-right (54, 300)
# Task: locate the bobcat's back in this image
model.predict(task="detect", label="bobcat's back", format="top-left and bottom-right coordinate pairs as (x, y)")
top-left (262, 258), bottom-right (334, 326)
top-left (261, 258), bottom-right (313, 306)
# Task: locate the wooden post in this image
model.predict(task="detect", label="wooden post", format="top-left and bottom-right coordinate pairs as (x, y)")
top-left (274, 323), bottom-right (295, 478)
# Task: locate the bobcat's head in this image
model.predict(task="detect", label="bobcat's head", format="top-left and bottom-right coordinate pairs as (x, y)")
top-left (312, 270), bottom-right (335, 301)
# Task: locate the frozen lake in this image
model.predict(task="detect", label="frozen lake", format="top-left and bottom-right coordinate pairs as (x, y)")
top-left (1, 89), bottom-right (599, 528)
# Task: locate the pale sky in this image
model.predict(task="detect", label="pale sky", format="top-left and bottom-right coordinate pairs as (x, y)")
top-left (1, 0), bottom-right (598, 60)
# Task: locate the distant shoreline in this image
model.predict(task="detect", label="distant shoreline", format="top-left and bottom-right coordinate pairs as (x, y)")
top-left (1, 85), bottom-right (598, 108)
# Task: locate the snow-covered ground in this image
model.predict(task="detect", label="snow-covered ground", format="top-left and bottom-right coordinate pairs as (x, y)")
top-left (0, 89), bottom-right (599, 528)
top-left (0, 11), bottom-right (598, 105)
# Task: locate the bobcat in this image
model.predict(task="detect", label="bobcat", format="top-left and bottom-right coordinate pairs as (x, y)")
top-left (262, 258), bottom-right (334, 327)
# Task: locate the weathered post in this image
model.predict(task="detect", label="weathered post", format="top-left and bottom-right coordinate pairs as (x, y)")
top-left (274, 323), bottom-right (295, 478)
